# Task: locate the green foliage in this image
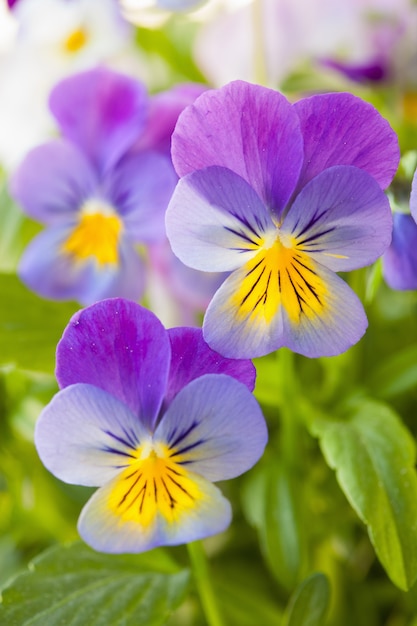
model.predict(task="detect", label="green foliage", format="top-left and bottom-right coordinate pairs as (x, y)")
top-left (0, 542), bottom-right (190, 626)
top-left (282, 573), bottom-right (330, 626)
top-left (0, 274), bottom-right (78, 374)
top-left (312, 399), bottom-right (417, 591)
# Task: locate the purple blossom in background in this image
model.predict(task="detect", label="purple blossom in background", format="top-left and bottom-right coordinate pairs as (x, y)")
top-left (166, 80), bottom-right (399, 359)
top-left (10, 66), bottom-right (186, 305)
top-left (383, 169), bottom-right (417, 290)
top-left (35, 298), bottom-right (267, 553)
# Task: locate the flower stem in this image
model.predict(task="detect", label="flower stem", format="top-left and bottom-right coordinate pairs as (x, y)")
top-left (187, 540), bottom-right (224, 626)
top-left (251, 0), bottom-right (268, 86)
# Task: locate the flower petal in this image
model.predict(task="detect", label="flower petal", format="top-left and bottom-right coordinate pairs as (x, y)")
top-left (383, 212), bottom-right (417, 290)
top-left (155, 374), bottom-right (267, 481)
top-left (202, 256), bottom-right (368, 358)
top-left (10, 140), bottom-right (97, 224)
top-left (165, 327), bottom-right (256, 405)
top-left (56, 299), bottom-right (171, 429)
top-left (18, 227), bottom-right (145, 305)
top-left (293, 91), bottom-right (400, 191)
top-left (103, 151), bottom-right (177, 242)
top-left (78, 469), bottom-right (231, 553)
top-left (172, 80), bottom-right (303, 216)
top-left (282, 165), bottom-right (393, 272)
top-left (49, 67), bottom-right (148, 175)
top-left (166, 165), bottom-right (275, 272)
top-left (35, 383), bottom-right (149, 487)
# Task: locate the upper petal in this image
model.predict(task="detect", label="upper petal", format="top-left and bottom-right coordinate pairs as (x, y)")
top-left (10, 140), bottom-right (97, 224)
top-left (155, 374), bottom-right (267, 482)
top-left (49, 67), bottom-right (148, 176)
top-left (171, 80), bottom-right (304, 216)
top-left (166, 165), bottom-right (275, 272)
top-left (165, 326), bottom-right (256, 405)
top-left (35, 383), bottom-right (150, 487)
top-left (293, 92), bottom-right (400, 192)
top-left (56, 299), bottom-right (171, 429)
top-left (282, 165), bottom-right (393, 272)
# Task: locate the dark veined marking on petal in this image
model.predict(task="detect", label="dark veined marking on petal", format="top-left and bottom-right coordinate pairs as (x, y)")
top-left (286, 269), bottom-right (307, 313)
top-left (103, 429), bottom-right (138, 451)
top-left (224, 225), bottom-right (259, 247)
top-left (169, 438), bottom-right (206, 458)
top-left (161, 477), bottom-right (177, 509)
top-left (101, 445), bottom-right (137, 459)
top-left (168, 420), bottom-right (199, 448)
top-left (290, 259), bottom-right (323, 305)
top-left (297, 226), bottom-right (336, 248)
top-left (166, 472), bottom-right (195, 501)
top-left (292, 207), bottom-right (328, 239)
top-left (240, 264), bottom-right (266, 307)
top-left (139, 482), bottom-right (147, 514)
top-left (229, 211), bottom-right (265, 238)
top-left (117, 471), bottom-right (142, 507)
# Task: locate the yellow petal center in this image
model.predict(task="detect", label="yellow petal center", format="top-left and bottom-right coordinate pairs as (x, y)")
top-left (108, 443), bottom-right (202, 527)
top-left (63, 28), bottom-right (88, 54)
top-left (234, 235), bottom-right (328, 323)
top-left (61, 200), bottom-right (123, 267)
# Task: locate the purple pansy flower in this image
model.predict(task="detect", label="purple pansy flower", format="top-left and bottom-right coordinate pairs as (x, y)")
top-left (383, 169), bottom-right (417, 290)
top-left (10, 66), bottom-right (179, 305)
top-left (35, 298), bottom-right (267, 553)
top-left (166, 80), bottom-right (399, 359)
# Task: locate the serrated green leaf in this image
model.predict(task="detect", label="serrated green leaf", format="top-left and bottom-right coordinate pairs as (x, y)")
top-left (0, 541), bottom-right (190, 626)
top-left (282, 572), bottom-right (330, 626)
top-left (0, 274), bottom-right (79, 373)
top-left (242, 459), bottom-right (308, 590)
top-left (312, 399), bottom-right (417, 590)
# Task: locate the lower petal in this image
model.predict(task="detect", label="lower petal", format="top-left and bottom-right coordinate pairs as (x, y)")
top-left (78, 466), bottom-right (232, 553)
top-left (203, 252), bottom-right (367, 358)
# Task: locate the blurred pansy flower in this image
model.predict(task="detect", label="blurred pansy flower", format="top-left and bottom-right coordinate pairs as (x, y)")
top-left (0, 0), bottom-right (136, 169)
top-left (166, 80), bottom-right (399, 359)
top-left (35, 298), bottom-right (267, 553)
top-left (383, 169), bottom-right (417, 290)
top-left (11, 66), bottom-right (177, 305)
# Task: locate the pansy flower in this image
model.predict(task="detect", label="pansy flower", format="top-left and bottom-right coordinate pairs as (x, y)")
top-left (11, 66), bottom-right (178, 305)
top-left (383, 169), bottom-right (417, 290)
top-left (166, 80), bottom-right (399, 359)
top-left (35, 298), bottom-right (267, 552)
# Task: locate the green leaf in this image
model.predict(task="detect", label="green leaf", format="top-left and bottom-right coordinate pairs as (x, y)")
top-left (282, 572), bottom-right (330, 626)
top-left (0, 274), bottom-right (79, 373)
top-left (0, 541), bottom-right (190, 626)
top-left (312, 399), bottom-right (417, 590)
top-left (242, 459), bottom-right (308, 590)
top-left (368, 343), bottom-right (417, 398)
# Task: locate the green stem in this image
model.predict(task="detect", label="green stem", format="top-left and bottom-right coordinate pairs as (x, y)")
top-left (277, 348), bottom-right (300, 466)
top-left (251, 0), bottom-right (268, 86)
top-left (187, 540), bottom-right (224, 626)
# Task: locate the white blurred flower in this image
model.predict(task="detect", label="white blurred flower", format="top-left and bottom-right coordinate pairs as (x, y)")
top-left (0, 0), bottom-right (141, 170)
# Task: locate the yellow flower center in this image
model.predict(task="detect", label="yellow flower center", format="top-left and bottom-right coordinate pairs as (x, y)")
top-left (61, 200), bottom-right (123, 267)
top-left (234, 234), bottom-right (328, 323)
top-left (108, 443), bottom-right (202, 527)
top-left (63, 28), bottom-right (88, 54)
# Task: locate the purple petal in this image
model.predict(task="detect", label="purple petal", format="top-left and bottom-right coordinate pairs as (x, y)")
top-left (78, 469), bottom-right (231, 553)
top-left (103, 150), bottom-right (177, 242)
top-left (135, 83), bottom-right (207, 156)
top-left (35, 384), bottom-right (150, 487)
top-left (172, 80), bottom-right (303, 217)
top-left (18, 228), bottom-right (146, 305)
top-left (49, 67), bottom-right (148, 176)
top-left (203, 257), bottom-right (368, 358)
top-left (166, 165), bottom-right (275, 272)
top-left (56, 299), bottom-right (171, 429)
top-left (165, 327), bottom-right (256, 405)
top-left (293, 92), bottom-right (400, 191)
top-left (10, 140), bottom-right (97, 224)
top-left (282, 165), bottom-right (392, 272)
top-left (383, 212), bottom-right (417, 290)
top-left (155, 374), bottom-right (267, 481)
